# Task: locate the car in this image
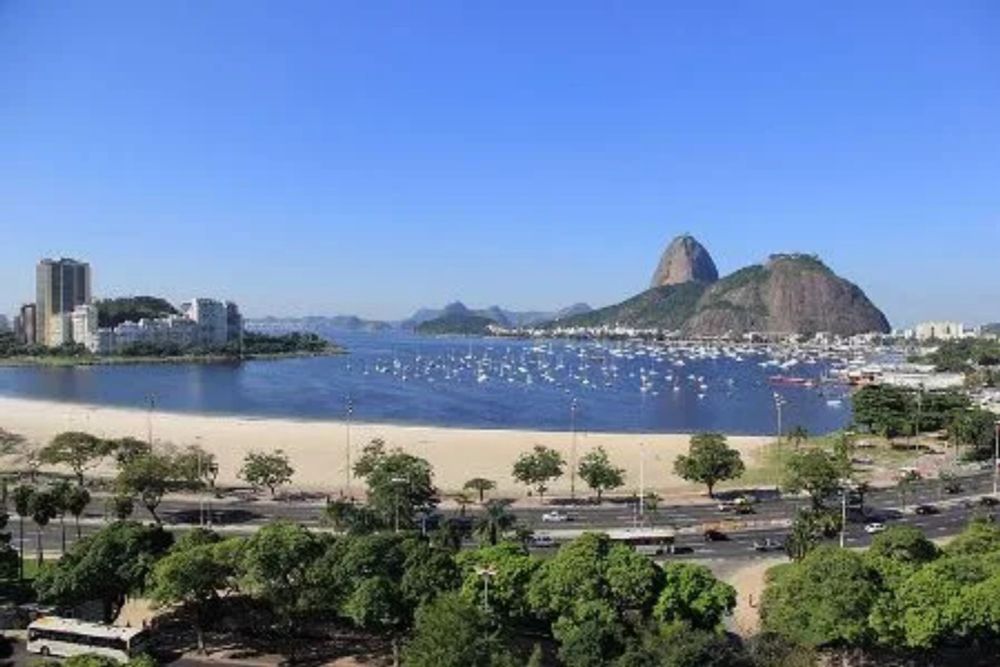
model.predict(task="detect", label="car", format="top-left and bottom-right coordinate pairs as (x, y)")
top-left (865, 522), bottom-right (886, 534)
top-left (914, 504), bottom-right (939, 515)
top-left (980, 496), bottom-right (1000, 508)
top-left (529, 535), bottom-right (557, 549)
top-left (734, 503), bottom-right (756, 515)
top-left (541, 511), bottom-right (569, 523)
top-left (717, 501), bottom-right (736, 512)
top-left (703, 529), bottom-right (729, 542)
top-left (752, 538), bottom-right (783, 552)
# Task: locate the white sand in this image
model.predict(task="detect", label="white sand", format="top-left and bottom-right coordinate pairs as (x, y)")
top-left (0, 396), bottom-right (768, 496)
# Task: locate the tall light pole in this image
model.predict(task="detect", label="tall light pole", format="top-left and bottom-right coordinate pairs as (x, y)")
top-left (839, 482), bottom-right (849, 548)
top-left (345, 397), bottom-right (354, 495)
top-left (773, 393), bottom-right (784, 444)
top-left (638, 442), bottom-right (646, 522)
top-left (570, 398), bottom-right (578, 501)
top-left (145, 394), bottom-right (156, 446)
top-left (474, 566), bottom-right (497, 613)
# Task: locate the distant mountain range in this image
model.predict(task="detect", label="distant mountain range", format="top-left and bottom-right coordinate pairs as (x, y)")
top-left (246, 302), bottom-right (593, 335)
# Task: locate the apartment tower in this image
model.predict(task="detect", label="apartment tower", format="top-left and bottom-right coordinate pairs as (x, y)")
top-left (36, 258), bottom-right (92, 347)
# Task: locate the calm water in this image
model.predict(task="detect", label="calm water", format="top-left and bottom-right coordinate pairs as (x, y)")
top-left (0, 331), bottom-right (853, 435)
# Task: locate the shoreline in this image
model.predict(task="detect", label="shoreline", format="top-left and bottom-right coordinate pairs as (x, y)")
top-left (0, 348), bottom-right (344, 368)
top-left (0, 396), bottom-right (772, 496)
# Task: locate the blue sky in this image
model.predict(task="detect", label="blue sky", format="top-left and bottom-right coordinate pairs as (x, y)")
top-left (1, 1), bottom-right (998, 326)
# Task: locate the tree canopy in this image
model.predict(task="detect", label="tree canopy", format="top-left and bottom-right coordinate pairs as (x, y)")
top-left (673, 433), bottom-right (744, 497)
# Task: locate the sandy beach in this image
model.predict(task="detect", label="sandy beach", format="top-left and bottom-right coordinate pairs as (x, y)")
top-left (0, 396), bottom-right (769, 496)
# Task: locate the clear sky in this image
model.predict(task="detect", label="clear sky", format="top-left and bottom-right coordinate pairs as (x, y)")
top-left (1, 1), bottom-right (998, 326)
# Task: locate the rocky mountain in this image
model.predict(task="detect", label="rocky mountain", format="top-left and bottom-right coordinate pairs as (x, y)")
top-left (405, 301), bottom-right (592, 332)
top-left (649, 234), bottom-right (719, 288)
top-left (553, 236), bottom-right (890, 337)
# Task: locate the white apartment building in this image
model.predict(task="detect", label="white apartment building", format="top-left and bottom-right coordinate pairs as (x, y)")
top-left (97, 298), bottom-right (242, 355)
top-left (70, 305), bottom-right (100, 353)
top-left (908, 321), bottom-right (970, 341)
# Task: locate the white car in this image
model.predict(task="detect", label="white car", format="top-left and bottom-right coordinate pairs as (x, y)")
top-left (865, 522), bottom-right (886, 534)
top-left (541, 511), bottom-right (569, 523)
top-left (530, 535), bottom-right (557, 549)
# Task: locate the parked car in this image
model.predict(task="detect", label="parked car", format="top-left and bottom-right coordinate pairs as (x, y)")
top-left (865, 522), bottom-right (886, 534)
top-left (530, 535), bottom-right (557, 549)
top-left (980, 496), bottom-right (1000, 508)
top-left (703, 529), bottom-right (729, 542)
top-left (541, 511), bottom-right (570, 523)
top-left (752, 538), bottom-right (783, 552)
top-left (914, 504), bottom-right (939, 516)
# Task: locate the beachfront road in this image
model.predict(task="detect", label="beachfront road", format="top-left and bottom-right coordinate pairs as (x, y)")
top-left (13, 470), bottom-right (997, 562)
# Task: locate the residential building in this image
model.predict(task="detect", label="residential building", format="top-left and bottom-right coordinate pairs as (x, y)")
top-left (97, 297), bottom-right (242, 355)
top-left (0, 315), bottom-right (8, 333)
top-left (909, 321), bottom-right (968, 341)
top-left (181, 298), bottom-right (230, 348)
top-left (70, 305), bottom-right (100, 353)
top-left (14, 303), bottom-right (37, 345)
top-left (226, 301), bottom-right (243, 349)
top-left (36, 258), bottom-right (92, 347)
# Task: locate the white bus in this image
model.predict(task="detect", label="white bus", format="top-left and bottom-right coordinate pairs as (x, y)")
top-left (27, 616), bottom-right (149, 662)
top-left (606, 527), bottom-right (677, 556)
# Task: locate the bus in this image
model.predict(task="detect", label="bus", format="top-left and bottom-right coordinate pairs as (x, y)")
top-left (605, 527), bottom-right (676, 556)
top-left (27, 616), bottom-right (149, 662)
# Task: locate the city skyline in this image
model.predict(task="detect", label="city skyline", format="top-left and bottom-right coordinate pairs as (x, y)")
top-left (2, 2), bottom-right (998, 326)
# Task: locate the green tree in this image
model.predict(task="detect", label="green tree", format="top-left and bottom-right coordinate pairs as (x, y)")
top-left (653, 562), bottom-right (736, 631)
top-left (945, 519), bottom-right (1000, 557)
top-left (344, 576), bottom-right (409, 667)
top-left (111, 437), bottom-right (151, 467)
top-left (475, 499), bottom-right (517, 546)
top-left (39, 432), bottom-right (113, 485)
top-left (578, 447), bottom-right (625, 502)
top-left (512, 445), bottom-right (564, 503)
top-left (117, 450), bottom-right (198, 523)
top-left (149, 535), bottom-right (235, 652)
top-left (782, 449), bottom-right (841, 509)
top-left (106, 493), bottom-right (134, 521)
top-left (949, 408), bottom-right (998, 459)
top-left (673, 433), bottom-right (744, 498)
top-left (238, 521), bottom-right (323, 634)
top-left (64, 485), bottom-right (91, 539)
top-left (49, 480), bottom-right (73, 554)
top-left (0, 509), bottom-right (19, 581)
top-left (463, 477), bottom-right (496, 503)
top-left (323, 498), bottom-right (380, 535)
top-left (457, 542), bottom-right (540, 625)
top-left (353, 439), bottom-right (437, 530)
top-left (851, 385), bottom-right (914, 438)
top-left (760, 546), bottom-right (878, 648)
top-left (402, 591), bottom-right (516, 667)
top-left (239, 449), bottom-right (294, 497)
top-left (35, 521), bottom-right (173, 622)
top-left (12, 485), bottom-right (33, 579)
top-left (28, 490), bottom-right (58, 567)
top-left (615, 622), bottom-right (748, 667)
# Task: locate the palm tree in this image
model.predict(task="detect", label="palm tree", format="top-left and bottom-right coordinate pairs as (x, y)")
top-left (11, 485), bottom-right (33, 579)
top-left (49, 480), bottom-right (72, 554)
top-left (451, 492), bottom-right (474, 517)
top-left (65, 486), bottom-right (91, 539)
top-left (463, 478), bottom-right (497, 503)
top-left (28, 490), bottom-right (57, 568)
top-left (475, 499), bottom-right (517, 546)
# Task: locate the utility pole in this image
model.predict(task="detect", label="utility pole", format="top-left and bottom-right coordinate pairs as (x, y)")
top-left (146, 394), bottom-right (156, 446)
top-left (639, 442), bottom-right (646, 522)
top-left (570, 398), bottom-right (578, 501)
top-left (345, 397), bottom-right (354, 495)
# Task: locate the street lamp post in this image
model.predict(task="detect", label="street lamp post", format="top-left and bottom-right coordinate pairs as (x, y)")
top-left (638, 442), bottom-right (646, 522)
top-left (773, 393), bottom-right (784, 444)
top-left (570, 398), bottom-right (578, 501)
top-left (145, 394), bottom-right (156, 446)
top-left (474, 566), bottom-right (497, 613)
top-left (345, 397), bottom-right (354, 495)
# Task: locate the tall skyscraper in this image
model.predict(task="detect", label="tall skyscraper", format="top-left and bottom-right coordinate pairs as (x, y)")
top-left (15, 303), bottom-right (37, 345)
top-left (36, 258), bottom-right (92, 347)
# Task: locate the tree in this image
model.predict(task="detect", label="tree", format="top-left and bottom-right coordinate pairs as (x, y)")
top-left (451, 492), bottom-right (474, 517)
top-left (323, 498), bottom-right (381, 535)
top-left (578, 447), bottom-right (625, 502)
top-left (150, 535), bottom-right (235, 652)
top-left (0, 509), bottom-right (19, 581)
top-left (106, 493), bottom-right (134, 521)
top-left (463, 478), bottom-right (496, 503)
top-left (615, 622), bottom-right (748, 667)
top-left (12, 485), bottom-right (33, 578)
top-left (39, 432), bottom-right (113, 485)
top-left (673, 433), bottom-right (744, 498)
top-left (653, 562), bottom-right (736, 631)
top-left (117, 450), bottom-right (196, 523)
top-left (49, 480), bottom-right (72, 554)
top-left (475, 499), bottom-right (517, 546)
top-left (760, 546), bottom-right (878, 648)
top-left (344, 576), bottom-right (409, 667)
top-left (851, 385), bottom-right (915, 438)
top-left (782, 449), bottom-right (841, 509)
top-left (512, 445), bottom-right (564, 503)
top-left (111, 437), bottom-right (151, 467)
top-left (64, 485), bottom-right (91, 539)
top-left (0, 429), bottom-right (25, 457)
top-left (789, 425), bottom-right (809, 450)
top-left (949, 408), bottom-right (998, 459)
top-left (353, 439), bottom-right (438, 529)
top-left (35, 521), bottom-right (173, 622)
top-left (238, 521), bottom-right (323, 634)
top-left (457, 542), bottom-right (540, 625)
top-left (402, 591), bottom-right (516, 667)
top-left (239, 449), bottom-right (294, 497)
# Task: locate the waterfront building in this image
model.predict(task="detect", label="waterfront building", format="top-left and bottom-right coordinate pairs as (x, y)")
top-left (97, 297), bottom-right (242, 354)
top-left (907, 321), bottom-right (970, 341)
top-left (0, 315), bottom-right (8, 333)
top-left (69, 305), bottom-right (100, 353)
top-left (181, 298), bottom-right (230, 348)
top-left (14, 303), bottom-right (37, 345)
top-left (36, 258), bottom-right (92, 347)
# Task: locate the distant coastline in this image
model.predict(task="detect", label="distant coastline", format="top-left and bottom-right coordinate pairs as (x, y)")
top-left (0, 346), bottom-right (345, 368)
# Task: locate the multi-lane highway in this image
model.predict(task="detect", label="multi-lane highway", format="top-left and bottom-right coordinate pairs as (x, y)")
top-left (11, 470), bottom-right (997, 561)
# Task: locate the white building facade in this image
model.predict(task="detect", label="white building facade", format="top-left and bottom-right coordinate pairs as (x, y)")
top-left (97, 298), bottom-right (242, 355)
